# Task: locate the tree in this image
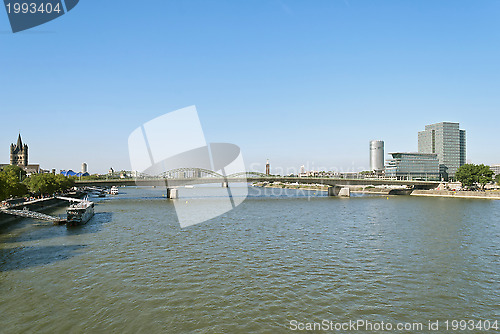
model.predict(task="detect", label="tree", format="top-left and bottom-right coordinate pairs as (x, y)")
top-left (24, 173), bottom-right (56, 195)
top-left (0, 168), bottom-right (75, 200)
top-left (476, 164), bottom-right (494, 190)
top-left (1, 165), bottom-right (27, 181)
top-left (455, 164), bottom-right (477, 189)
top-left (0, 172), bottom-right (8, 200)
top-left (54, 174), bottom-right (75, 191)
top-left (455, 164), bottom-right (494, 190)
top-left (0, 165), bottom-right (28, 199)
top-left (496, 174), bottom-right (500, 186)
top-left (24, 173), bottom-right (75, 195)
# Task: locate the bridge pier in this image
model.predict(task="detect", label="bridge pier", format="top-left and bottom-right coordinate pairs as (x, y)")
top-left (166, 188), bottom-right (178, 199)
top-left (328, 186), bottom-right (350, 197)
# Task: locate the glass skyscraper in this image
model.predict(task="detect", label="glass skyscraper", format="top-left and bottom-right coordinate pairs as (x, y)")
top-left (418, 122), bottom-right (466, 179)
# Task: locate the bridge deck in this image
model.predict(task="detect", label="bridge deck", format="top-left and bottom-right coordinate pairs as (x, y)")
top-left (76, 177), bottom-right (440, 189)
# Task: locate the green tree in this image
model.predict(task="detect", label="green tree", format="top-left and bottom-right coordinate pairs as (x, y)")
top-left (0, 172), bottom-right (8, 200)
top-left (81, 174), bottom-right (105, 180)
top-left (476, 164), bottom-right (494, 190)
top-left (54, 174), bottom-right (75, 191)
top-left (24, 173), bottom-right (55, 195)
top-left (496, 174), bottom-right (500, 185)
top-left (455, 164), bottom-right (477, 189)
top-left (455, 164), bottom-right (494, 190)
top-left (0, 169), bottom-right (75, 200)
top-left (1, 165), bottom-right (27, 181)
top-left (24, 173), bottom-right (76, 195)
top-left (0, 165), bottom-right (28, 199)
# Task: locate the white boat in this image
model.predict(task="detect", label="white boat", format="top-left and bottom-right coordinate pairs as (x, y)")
top-left (110, 186), bottom-right (119, 195)
top-left (66, 198), bottom-right (94, 226)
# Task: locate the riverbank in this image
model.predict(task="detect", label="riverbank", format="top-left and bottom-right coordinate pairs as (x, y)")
top-left (254, 184), bottom-right (500, 199)
top-left (411, 189), bottom-right (500, 200)
top-left (253, 182), bottom-right (328, 192)
top-left (252, 182), bottom-right (395, 195)
top-left (0, 191), bottom-right (85, 227)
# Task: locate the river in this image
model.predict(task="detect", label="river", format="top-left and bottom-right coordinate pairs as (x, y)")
top-left (0, 187), bottom-right (499, 333)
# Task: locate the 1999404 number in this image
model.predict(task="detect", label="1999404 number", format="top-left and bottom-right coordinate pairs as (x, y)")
top-left (5, 2), bottom-right (62, 14)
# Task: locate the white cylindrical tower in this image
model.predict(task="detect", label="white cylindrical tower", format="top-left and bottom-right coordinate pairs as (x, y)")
top-left (370, 140), bottom-right (384, 172)
top-left (82, 162), bottom-right (88, 174)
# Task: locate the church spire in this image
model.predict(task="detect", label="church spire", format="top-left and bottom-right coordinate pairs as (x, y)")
top-left (11, 133), bottom-right (28, 166)
top-left (17, 133), bottom-right (22, 149)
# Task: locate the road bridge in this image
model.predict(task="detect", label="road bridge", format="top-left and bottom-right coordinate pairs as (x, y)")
top-left (76, 173), bottom-right (440, 196)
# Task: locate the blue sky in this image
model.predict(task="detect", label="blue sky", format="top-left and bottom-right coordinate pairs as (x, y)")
top-left (1, 0), bottom-right (499, 174)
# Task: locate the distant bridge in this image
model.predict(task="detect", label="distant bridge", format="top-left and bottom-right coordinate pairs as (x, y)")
top-left (76, 169), bottom-right (440, 192)
top-left (155, 169), bottom-right (268, 179)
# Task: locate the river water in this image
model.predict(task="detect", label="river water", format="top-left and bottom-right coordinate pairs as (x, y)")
top-left (0, 187), bottom-right (499, 333)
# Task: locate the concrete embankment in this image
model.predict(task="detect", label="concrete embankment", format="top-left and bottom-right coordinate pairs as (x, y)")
top-left (253, 182), bottom-right (402, 195)
top-left (411, 190), bottom-right (500, 200)
top-left (0, 191), bottom-right (84, 226)
top-left (253, 182), bottom-right (328, 192)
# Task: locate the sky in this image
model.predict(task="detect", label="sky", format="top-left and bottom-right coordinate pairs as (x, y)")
top-left (1, 0), bottom-right (499, 174)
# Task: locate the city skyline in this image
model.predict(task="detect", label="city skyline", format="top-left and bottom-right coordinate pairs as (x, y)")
top-left (0, 123), bottom-right (489, 177)
top-left (0, 118), bottom-right (493, 176)
top-left (1, 1), bottom-right (500, 173)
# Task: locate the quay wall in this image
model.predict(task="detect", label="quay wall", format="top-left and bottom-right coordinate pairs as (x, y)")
top-left (411, 190), bottom-right (500, 200)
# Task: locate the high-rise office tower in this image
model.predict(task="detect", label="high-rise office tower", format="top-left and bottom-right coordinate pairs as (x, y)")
top-left (418, 122), bottom-right (466, 179)
top-left (265, 159), bottom-right (270, 175)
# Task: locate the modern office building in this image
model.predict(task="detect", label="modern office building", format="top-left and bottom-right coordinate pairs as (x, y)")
top-left (82, 162), bottom-right (88, 174)
top-left (265, 159), bottom-right (270, 175)
top-left (385, 152), bottom-right (440, 180)
top-left (369, 140), bottom-right (385, 173)
top-left (418, 122), bottom-right (466, 179)
top-left (490, 164), bottom-right (500, 176)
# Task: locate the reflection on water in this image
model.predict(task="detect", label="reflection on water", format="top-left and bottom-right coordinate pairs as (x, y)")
top-left (0, 187), bottom-right (498, 333)
top-left (0, 244), bottom-right (87, 272)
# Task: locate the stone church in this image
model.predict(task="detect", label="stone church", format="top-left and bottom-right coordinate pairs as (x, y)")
top-left (1, 134), bottom-right (40, 174)
top-left (10, 134), bottom-right (29, 166)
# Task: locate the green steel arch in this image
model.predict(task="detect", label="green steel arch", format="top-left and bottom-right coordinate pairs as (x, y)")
top-left (227, 171), bottom-right (268, 178)
top-left (152, 168), bottom-right (266, 179)
top-left (161, 168), bottom-right (224, 178)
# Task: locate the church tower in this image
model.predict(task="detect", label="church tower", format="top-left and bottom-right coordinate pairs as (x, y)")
top-left (10, 134), bottom-right (28, 166)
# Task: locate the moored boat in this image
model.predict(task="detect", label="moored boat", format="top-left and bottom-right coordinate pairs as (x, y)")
top-left (109, 186), bottom-right (119, 195)
top-left (66, 198), bottom-right (94, 226)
